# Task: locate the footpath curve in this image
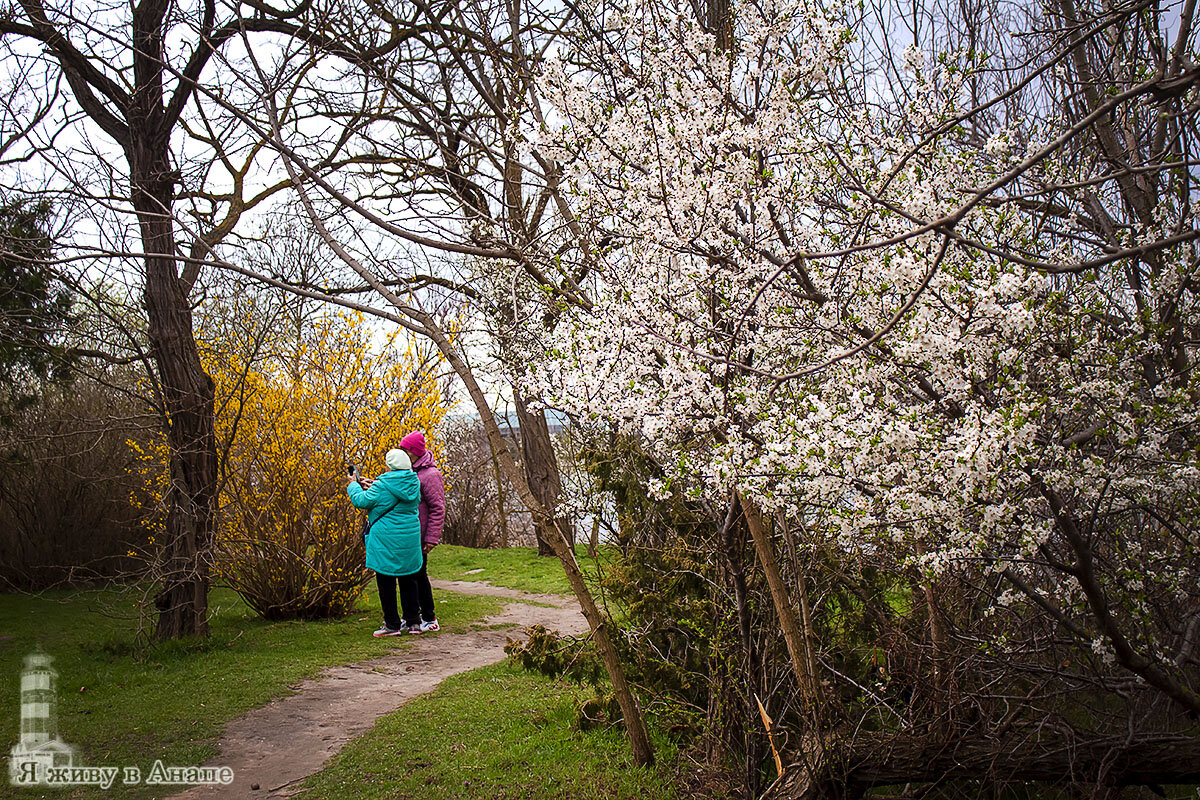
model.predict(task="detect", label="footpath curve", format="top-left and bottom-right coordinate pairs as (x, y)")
top-left (170, 580), bottom-right (587, 799)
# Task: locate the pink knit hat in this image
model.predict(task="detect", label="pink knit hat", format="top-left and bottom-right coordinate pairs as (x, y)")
top-left (399, 431), bottom-right (427, 459)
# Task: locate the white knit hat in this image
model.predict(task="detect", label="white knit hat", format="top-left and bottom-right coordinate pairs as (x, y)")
top-left (385, 448), bottom-right (411, 471)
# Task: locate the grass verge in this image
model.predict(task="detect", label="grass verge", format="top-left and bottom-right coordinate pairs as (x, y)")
top-left (302, 660), bottom-right (680, 800)
top-left (428, 544), bottom-right (611, 596)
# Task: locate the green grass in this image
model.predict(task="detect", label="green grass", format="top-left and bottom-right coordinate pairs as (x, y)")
top-left (0, 583), bottom-right (504, 799)
top-left (303, 660), bottom-right (680, 800)
top-left (0, 546), bottom-right (631, 798)
top-left (429, 544), bottom-right (610, 596)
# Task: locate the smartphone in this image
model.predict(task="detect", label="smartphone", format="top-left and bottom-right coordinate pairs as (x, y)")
top-left (347, 464), bottom-right (356, 477)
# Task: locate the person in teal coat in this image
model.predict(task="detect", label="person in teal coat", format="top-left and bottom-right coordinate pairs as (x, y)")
top-left (347, 449), bottom-right (422, 636)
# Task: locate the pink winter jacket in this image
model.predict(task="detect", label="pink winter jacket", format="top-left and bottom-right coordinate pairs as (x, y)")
top-left (411, 450), bottom-right (445, 546)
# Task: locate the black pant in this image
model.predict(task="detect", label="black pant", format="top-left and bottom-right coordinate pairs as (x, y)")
top-left (376, 572), bottom-right (420, 628)
top-left (416, 549), bottom-right (436, 622)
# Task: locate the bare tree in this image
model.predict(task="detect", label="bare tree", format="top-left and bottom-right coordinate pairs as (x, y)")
top-left (0, 0), bottom-right (366, 637)
top-left (141, 0), bottom-right (654, 759)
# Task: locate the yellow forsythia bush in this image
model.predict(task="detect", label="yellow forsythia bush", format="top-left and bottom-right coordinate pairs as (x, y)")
top-left (208, 312), bottom-right (447, 620)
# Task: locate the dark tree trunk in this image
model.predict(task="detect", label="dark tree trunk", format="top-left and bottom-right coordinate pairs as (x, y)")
top-left (129, 0), bottom-right (217, 639)
top-left (706, 0), bottom-right (733, 50)
top-left (140, 177), bottom-right (217, 638)
top-left (514, 393), bottom-right (566, 556)
top-left (722, 501), bottom-right (762, 798)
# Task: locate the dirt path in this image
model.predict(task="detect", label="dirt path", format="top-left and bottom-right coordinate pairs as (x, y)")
top-left (169, 580), bottom-right (586, 800)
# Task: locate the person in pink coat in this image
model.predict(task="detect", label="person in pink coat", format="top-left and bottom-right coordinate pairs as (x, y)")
top-left (398, 430), bottom-right (445, 633)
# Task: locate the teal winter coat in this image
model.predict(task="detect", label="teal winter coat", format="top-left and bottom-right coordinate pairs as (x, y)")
top-left (347, 470), bottom-right (422, 576)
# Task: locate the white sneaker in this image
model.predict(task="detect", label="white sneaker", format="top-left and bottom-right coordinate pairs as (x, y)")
top-left (373, 622), bottom-right (407, 637)
top-left (419, 618), bottom-right (440, 633)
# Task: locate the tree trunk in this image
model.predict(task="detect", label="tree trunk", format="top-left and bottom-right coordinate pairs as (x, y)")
top-left (486, 431), bottom-right (511, 549)
top-left (724, 503), bottom-right (761, 798)
top-left (129, 2), bottom-right (217, 639)
top-left (706, 0), bottom-right (733, 50)
top-left (740, 494), bottom-right (821, 717)
top-left (513, 392), bottom-right (567, 556)
top-left (541, 523), bottom-right (656, 766)
top-left (142, 216), bottom-right (217, 638)
top-left (587, 515), bottom-right (600, 560)
top-left (913, 540), bottom-right (946, 690)
top-left (780, 515), bottom-right (820, 699)
top-left (421, 316), bottom-right (655, 766)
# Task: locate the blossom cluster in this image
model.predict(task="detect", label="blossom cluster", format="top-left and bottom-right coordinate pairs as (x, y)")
top-left (516, 0), bottom-right (1200, 641)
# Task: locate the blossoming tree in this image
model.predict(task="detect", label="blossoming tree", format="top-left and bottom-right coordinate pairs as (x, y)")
top-left (525, 0), bottom-right (1200, 790)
